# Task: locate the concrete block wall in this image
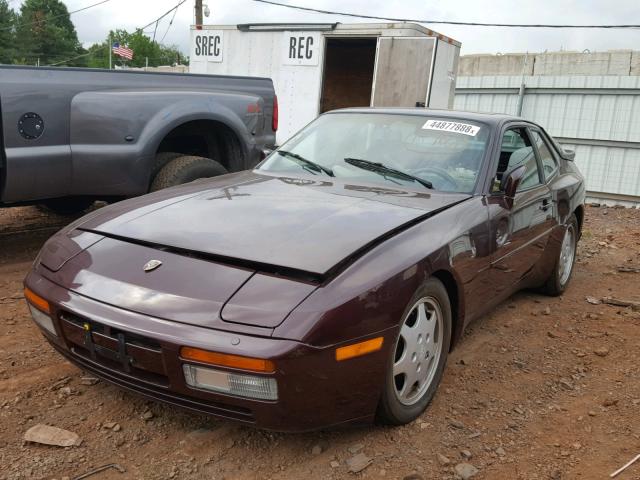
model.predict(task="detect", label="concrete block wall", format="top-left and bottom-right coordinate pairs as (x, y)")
top-left (457, 53), bottom-right (533, 76)
top-left (534, 51), bottom-right (633, 76)
top-left (458, 50), bottom-right (637, 76)
top-left (631, 52), bottom-right (640, 76)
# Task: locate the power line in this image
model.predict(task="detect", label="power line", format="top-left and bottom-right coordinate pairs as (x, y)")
top-left (252, 0), bottom-right (640, 29)
top-left (152, 20), bottom-right (159, 42)
top-left (137, 0), bottom-right (186, 32)
top-left (0, 0), bottom-right (114, 32)
top-left (160, 2), bottom-right (180, 44)
top-left (147, 0), bottom-right (185, 44)
top-left (47, 50), bottom-right (92, 66)
top-left (44, 47), bottom-right (183, 68)
top-left (15, 51), bottom-right (95, 59)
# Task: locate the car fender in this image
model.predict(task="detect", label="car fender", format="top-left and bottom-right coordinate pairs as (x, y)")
top-left (275, 197), bottom-right (489, 348)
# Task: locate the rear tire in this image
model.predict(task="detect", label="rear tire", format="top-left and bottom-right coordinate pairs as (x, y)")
top-left (151, 151), bottom-right (183, 181)
top-left (150, 155), bottom-right (227, 192)
top-left (39, 197), bottom-right (94, 215)
top-left (542, 213), bottom-right (579, 296)
top-left (376, 277), bottom-right (452, 425)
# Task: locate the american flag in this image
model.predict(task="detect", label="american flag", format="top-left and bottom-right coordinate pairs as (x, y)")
top-left (112, 42), bottom-right (133, 60)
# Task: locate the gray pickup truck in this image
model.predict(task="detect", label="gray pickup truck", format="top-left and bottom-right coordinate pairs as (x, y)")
top-left (0, 66), bottom-right (277, 213)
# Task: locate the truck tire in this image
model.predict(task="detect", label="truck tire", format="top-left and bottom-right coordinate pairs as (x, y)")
top-left (39, 197), bottom-right (94, 215)
top-left (151, 151), bottom-right (183, 180)
top-left (150, 155), bottom-right (227, 192)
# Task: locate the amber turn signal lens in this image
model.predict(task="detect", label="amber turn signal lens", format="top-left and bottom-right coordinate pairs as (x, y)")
top-left (335, 336), bottom-right (384, 361)
top-left (24, 287), bottom-right (50, 314)
top-left (180, 347), bottom-right (275, 373)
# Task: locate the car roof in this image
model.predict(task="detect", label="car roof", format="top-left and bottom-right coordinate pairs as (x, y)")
top-left (325, 107), bottom-right (531, 127)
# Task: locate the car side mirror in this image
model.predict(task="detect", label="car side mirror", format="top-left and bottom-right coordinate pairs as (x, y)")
top-left (562, 148), bottom-right (575, 161)
top-left (499, 165), bottom-right (527, 209)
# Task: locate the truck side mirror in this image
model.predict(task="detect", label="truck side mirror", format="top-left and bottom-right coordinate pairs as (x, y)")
top-left (499, 165), bottom-right (526, 209)
top-left (261, 147), bottom-right (274, 160)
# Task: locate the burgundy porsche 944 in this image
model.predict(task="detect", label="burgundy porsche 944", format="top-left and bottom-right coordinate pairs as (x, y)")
top-left (25, 109), bottom-right (585, 431)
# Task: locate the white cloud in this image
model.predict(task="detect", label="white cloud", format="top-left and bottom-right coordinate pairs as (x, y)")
top-left (12, 0), bottom-right (640, 55)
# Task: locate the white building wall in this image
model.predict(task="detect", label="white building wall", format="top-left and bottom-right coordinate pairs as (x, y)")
top-left (189, 24), bottom-right (461, 145)
top-left (190, 29), bottom-right (325, 144)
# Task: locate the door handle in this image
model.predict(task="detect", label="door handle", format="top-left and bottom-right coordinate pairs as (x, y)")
top-left (539, 199), bottom-right (551, 212)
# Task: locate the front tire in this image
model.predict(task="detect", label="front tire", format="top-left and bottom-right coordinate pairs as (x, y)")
top-left (150, 155), bottom-right (227, 192)
top-left (377, 278), bottom-right (452, 425)
top-left (542, 213), bottom-right (579, 296)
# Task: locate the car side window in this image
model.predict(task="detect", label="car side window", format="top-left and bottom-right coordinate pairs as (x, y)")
top-left (494, 127), bottom-right (541, 192)
top-left (530, 130), bottom-right (558, 180)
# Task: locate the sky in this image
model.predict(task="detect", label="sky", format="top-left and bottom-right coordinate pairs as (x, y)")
top-left (10, 0), bottom-right (640, 56)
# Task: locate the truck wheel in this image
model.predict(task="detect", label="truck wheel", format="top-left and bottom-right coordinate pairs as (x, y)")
top-left (39, 197), bottom-right (94, 215)
top-left (151, 151), bottom-right (182, 180)
top-left (150, 155), bottom-right (227, 192)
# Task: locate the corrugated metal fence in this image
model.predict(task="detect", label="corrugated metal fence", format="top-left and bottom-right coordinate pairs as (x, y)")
top-left (454, 75), bottom-right (640, 204)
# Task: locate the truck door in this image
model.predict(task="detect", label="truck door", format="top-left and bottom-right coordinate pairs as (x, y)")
top-left (371, 37), bottom-right (436, 108)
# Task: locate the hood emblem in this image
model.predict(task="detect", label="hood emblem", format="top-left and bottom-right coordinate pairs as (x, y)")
top-left (143, 259), bottom-right (163, 272)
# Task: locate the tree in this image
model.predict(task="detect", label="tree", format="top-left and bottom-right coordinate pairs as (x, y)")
top-left (14, 0), bottom-right (86, 66)
top-left (0, 0), bottom-right (17, 64)
top-left (87, 29), bottom-right (188, 69)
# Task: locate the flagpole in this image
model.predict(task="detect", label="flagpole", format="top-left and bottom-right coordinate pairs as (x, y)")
top-left (109, 35), bottom-right (112, 70)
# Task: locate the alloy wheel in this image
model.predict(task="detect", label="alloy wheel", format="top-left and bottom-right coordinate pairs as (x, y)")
top-left (558, 224), bottom-right (576, 286)
top-left (393, 297), bottom-right (444, 406)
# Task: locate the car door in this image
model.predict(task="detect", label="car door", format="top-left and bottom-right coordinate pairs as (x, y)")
top-left (487, 125), bottom-right (556, 299)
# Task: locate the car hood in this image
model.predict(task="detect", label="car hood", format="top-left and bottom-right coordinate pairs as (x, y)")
top-left (77, 171), bottom-right (470, 276)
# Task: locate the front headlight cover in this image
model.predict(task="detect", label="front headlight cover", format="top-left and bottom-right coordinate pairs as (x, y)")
top-left (28, 304), bottom-right (57, 336)
top-left (183, 364), bottom-right (278, 401)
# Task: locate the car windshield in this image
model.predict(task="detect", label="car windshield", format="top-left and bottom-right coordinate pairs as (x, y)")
top-left (258, 113), bottom-right (490, 193)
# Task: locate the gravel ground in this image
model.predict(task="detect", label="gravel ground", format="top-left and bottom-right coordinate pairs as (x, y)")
top-left (0, 205), bottom-right (639, 480)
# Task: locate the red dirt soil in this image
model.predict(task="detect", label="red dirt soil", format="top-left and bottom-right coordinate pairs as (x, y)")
top-left (0, 205), bottom-right (639, 480)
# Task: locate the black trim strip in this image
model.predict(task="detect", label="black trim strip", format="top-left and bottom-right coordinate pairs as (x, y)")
top-left (77, 228), bottom-right (325, 284)
top-left (321, 196), bottom-right (472, 283)
top-left (78, 196), bottom-right (471, 286)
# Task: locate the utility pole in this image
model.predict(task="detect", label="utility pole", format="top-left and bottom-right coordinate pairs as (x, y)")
top-left (108, 35), bottom-right (112, 70)
top-left (516, 52), bottom-right (529, 116)
top-left (195, 0), bottom-right (203, 30)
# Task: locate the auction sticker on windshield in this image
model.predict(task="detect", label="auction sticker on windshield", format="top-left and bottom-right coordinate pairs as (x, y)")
top-left (422, 120), bottom-right (480, 136)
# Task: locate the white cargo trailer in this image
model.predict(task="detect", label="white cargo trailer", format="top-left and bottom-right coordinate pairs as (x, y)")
top-left (189, 23), bottom-right (461, 143)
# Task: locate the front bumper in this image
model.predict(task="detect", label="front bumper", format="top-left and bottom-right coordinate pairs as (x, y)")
top-left (25, 271), bottom-right (389, 432)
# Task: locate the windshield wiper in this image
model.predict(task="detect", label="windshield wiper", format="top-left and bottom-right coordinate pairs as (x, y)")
top-left (276, 150), bottom-right (334, 177)
top-left (344, 158), bottom-right (433, 189)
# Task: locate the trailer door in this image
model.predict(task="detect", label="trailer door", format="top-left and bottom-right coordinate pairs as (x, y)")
top-left (371, 37), bottom-right (436, 108)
